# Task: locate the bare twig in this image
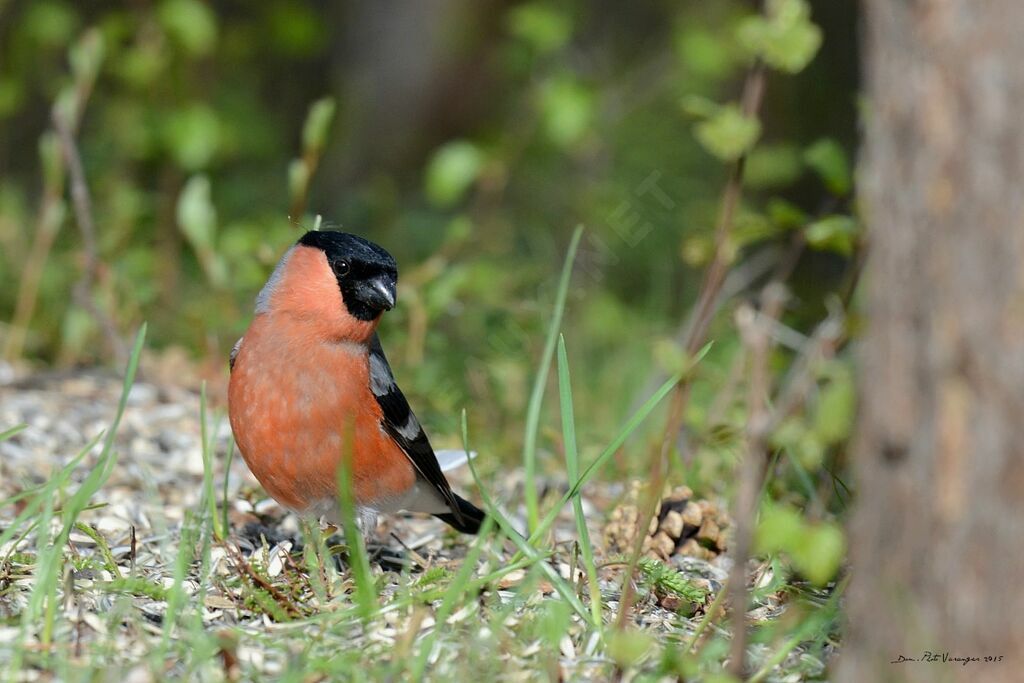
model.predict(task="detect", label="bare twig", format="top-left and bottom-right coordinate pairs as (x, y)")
top-left (3, 167), bottom-right (65, 361)
top-left (767, 305), bottom-right (844, 432)
top-left (687, 577), bottom-right (731, 653)
top-left (52, 109), bottom-right (127, 366)
top-left (681, 61), bottom-right (768, 357)
top-left (224, 542), bottom-right (304, 618)
top-left (726, 286), bottom-right (785, 678)
top-left (4, 30), bottom-right (105, 363)
top-left (657, 58), bottom-right (768, 464)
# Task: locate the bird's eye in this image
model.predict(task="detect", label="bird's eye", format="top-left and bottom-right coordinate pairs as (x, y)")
top-left (332, 260), bottom-right (350, 277)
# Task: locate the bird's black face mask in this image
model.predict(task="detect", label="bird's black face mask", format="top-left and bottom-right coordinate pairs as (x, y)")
top-left (298, 230), bottom-right (398, 321)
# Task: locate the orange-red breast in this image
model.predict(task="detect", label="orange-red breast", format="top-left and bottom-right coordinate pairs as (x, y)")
top-left (228, 230), bottom-right (484, 533)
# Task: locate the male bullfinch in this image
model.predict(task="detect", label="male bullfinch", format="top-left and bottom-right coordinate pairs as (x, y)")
top-left (227, 230), bottom-right (484, 534)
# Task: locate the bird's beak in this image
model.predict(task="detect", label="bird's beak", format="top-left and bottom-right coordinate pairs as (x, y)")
top-left (366, 275), bottom-right (396, 311)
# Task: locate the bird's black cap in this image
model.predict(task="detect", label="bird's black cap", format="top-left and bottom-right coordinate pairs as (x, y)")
top-left (298, 230), bottom-right (397, 273)
top-left (298, 230), bottom-right (398, 320)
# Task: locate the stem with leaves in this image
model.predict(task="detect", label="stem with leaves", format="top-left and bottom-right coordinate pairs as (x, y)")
top-left (613, 58), bottom-right (767, 632)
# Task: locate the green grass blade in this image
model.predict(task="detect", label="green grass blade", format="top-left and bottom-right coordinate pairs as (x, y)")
top-left (22, 323), bottom-right (146, 646)
top-left (0, 423), bottom-right (27, 441)
top-left (336, 425), bottom-right (378, 620)
top-left (0, 432), bottom-right (100, 549)
top-left (198, 383), bottom-right (225, 540)
top-left (556, 335), bottom-right (603, 628)
top-left (409, 514), bottom-right (495, 679)
top-left (221, 438), bottom-right (236, 539)
top-left (161, 510), bottom-right (199, 648)
top-left (748, 576), bottom-right (848, 683)
top-left (523, 225), bottom-right (584, 532)
top-left (462, 410), bottom-right (593, 626)
top-left (526, 372), bottom-right (682, 548)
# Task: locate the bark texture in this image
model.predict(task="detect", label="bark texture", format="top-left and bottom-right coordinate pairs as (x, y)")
top-left (839, 2), bottom-right (1024, 682)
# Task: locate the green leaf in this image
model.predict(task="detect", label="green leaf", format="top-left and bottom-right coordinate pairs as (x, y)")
top-left (804, 138), bottom-right (852, 195)
top-left (117, 44), bottom-right (168, 88)
top-left (177, 175), bottom-right (216, 250)
top-left (538, 75), bottom-right (594, 147)
top-left (744, 143), bottom-right (804, 189)
top-left (176, 175), bottom-right (227, 287)
top-left (607, 629), bottom-right (656, 667)
top-left (680, 94), bottom-right (720, 119)
top-left (791, 523), bottom-right (845, 586)
top-left (425, 140), bottom-right (485, 208)
top-left (805, 215), bottom-right (858, 256)
top-left (756, 502), bottom-right (846, 587)
top-left (766, 198), bottom-right (807, 230)
top-left (507, 2), bottom-right (572, 53)
top-left (265, 3), bottom-right (328, 57)
top-left (795, 431), bottom-right (825, 471)
top-left (164, 104), bottom-right (221, 170)
top-left (814, 371), bottom-right (856, 445)
top-left (754, 502), bottom-right (804, 555)
top-left (681, 234), bottom-right (714, 267)
top-left (732, 211), bottom-right (780, 249)
top-left (675, 27), bottom-right (736, 79)
top-left (158, 0), bottom-right (218, 57)
top-left (694, 104), bottom-right (761, 162)
top-left (288, 159), bottom-right (309, 208)
top-left (301, 97), bottom-right (336, 153)
top-left (737, 0), bottom-right (822, 74)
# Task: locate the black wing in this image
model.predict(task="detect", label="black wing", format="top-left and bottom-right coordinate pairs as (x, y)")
top-left (368, 334), bottom-right (465, 524)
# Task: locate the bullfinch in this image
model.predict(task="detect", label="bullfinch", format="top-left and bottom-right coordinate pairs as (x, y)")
top-left (227, 230), bottom-right (485, 534)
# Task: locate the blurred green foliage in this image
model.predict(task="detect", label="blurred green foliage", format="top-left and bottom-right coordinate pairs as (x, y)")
top-left (0, 3), bottom-right (864, 676)
top-left (0, 0), bottom-right (858, 512)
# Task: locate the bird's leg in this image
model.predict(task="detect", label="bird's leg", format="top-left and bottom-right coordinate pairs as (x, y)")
top-left (322, 516), bottom-right (412, 572)
top-left (364, 541), bottom-right (411, 572)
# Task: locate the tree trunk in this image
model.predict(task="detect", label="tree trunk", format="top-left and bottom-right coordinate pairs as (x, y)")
top-left (838, 2), bottom-right (1024, 682)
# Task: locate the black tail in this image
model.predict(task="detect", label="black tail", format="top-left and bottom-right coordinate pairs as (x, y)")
top-left (434, 494), bottom-right (486, 534)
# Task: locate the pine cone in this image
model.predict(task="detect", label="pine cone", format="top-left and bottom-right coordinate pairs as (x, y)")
top-left (604, 483), bottom-right (730, 562)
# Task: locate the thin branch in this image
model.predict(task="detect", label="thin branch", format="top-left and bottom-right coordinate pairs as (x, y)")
top-left (766, 302), bottom-right (845, 435)
top-left (726, 285), bottom-right (785, 678)
top-left (224, 542), bottom-right (304, 619)
top-left (52, 108), bottom-right (127, 366)
top-left (613, 58), bottom-right (768, 630)
top-left (681, 60), bottom-right (767, 357)
top-left (3, 171), bottom-right (64, 361)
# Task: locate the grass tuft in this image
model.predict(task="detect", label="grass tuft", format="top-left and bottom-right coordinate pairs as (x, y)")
top-left (22, 324), bottom-right (146, 652)
top-left (557, 334), bottom-right (603, 628)
top-left (522, 225), bottom-right (584, 532)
